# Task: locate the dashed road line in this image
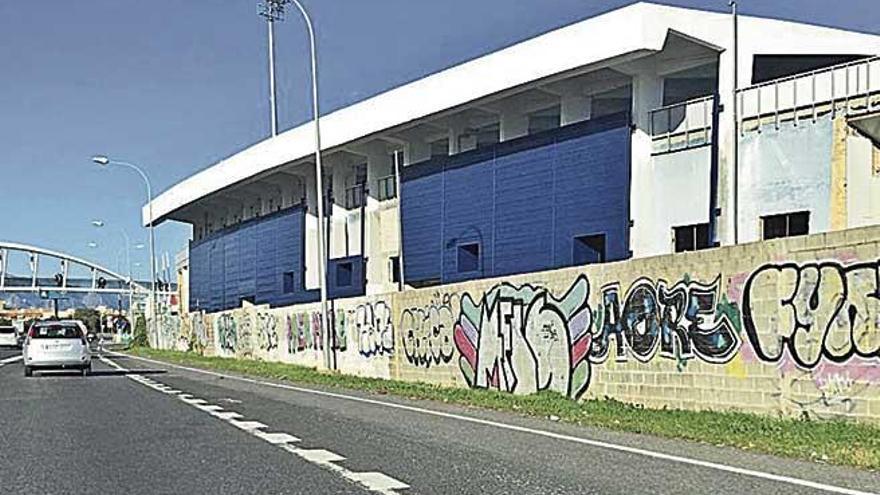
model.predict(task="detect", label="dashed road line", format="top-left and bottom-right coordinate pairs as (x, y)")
top-left (100, 355), bottom-right (410, 495)
top-left (114, 351), bottom-right (878, 495)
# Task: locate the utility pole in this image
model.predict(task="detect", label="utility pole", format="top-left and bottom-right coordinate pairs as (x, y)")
top-left (260, 1), bottom-right (285, 137)
top-left (730, 0), bottom-right (739, 245)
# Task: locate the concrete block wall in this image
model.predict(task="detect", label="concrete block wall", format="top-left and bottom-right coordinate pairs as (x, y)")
top-left (154, 225), bottom-right (880, 423)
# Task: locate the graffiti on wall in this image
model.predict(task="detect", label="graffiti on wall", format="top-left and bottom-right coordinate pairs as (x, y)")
top-left (589, 277), bottom-right (741, 365)
top-left (743, 261), bottom-right (880, 369)
top-left (354, 301), bottom-right (393, 357)
top-left (216, 313), bottom-right (237, 353)
top-left (401, 294), bottom-right (457, 368)
top-left (257, 312), bottom-right (279, 352)
top-left (455, 276), bottom-right (593, 399)
top-left (283, 310), bottom-right (348, 354)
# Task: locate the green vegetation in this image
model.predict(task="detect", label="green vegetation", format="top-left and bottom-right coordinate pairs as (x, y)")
top-left (72, 308), bottom-right (101, 331)
top-left (128, 347), bottom-right (880, 471)
top-left (131, 317), bottom-right (148, 347)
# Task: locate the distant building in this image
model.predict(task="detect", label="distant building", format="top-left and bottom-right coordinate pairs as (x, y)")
top-left (145, 2), bottom-right (880, 313)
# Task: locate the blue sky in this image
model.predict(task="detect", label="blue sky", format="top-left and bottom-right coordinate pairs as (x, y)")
top-left (1, 0), bottom-right (877, 280)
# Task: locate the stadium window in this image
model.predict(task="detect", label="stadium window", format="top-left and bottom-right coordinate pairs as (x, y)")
top-left (389, 256), bottom-right (400, 284)
top-left (457, 243), bottom-right (480, 273)
top-left (572, 234), bottom-right (605, 265)
top-left (282, 271), bottom-right (296, 294)
top-left (429, 138), bottom-right (449, 158)
top-left (336, 262), bottom-right (353, 287)
top-left (673, 223), bottom-right (712, 253)
top-left (762, 211), bottom-right (810, 240)
top-left (528, 105), bottom-right (561, 134)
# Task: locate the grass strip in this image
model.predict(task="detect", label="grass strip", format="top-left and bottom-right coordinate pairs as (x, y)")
top-left (127, 346), bottom-right (880, 471)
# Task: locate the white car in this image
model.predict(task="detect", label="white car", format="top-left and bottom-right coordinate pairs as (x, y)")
top-left (0, 325), bottom-right (17, 347)
top-left (23, 320), bottom-right (92, 377)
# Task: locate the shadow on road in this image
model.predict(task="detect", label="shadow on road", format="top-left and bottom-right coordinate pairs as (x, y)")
top-left (28, 369), bottom-right (167, 378)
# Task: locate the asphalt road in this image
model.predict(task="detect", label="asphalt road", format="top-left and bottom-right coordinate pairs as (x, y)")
top-left (1, 348), bottom-right (878, 495)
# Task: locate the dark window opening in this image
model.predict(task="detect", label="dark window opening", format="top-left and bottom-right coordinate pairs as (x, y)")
top-left (390, 256), bottom-right (400, 284)
top-left (336, 262), bottom-right (353, 287)
top-left (528, 106), bottom-right (561, 134)
top-left (573, 234), bottom-right (605, 265)
top-left (240, 296), bottom-right (255, 306)
top-left (752, 55), bottom-right (869, 84)
top-left (282, 271), bottom-right (296, 294)
top-left (457, 243), bottom-right (480, 273)
top-left (430, 138), bottom-right (449, 158)
top-left (662, 63), bottom-right (718, 106)
top-left (674, 223), bottom-right (712, 253)
top-left (762, 211), bottom-right (810, 240)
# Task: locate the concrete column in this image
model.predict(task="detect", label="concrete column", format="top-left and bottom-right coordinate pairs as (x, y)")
top-left (303, 165), bottom-right (319, 290)
top-left (329, 159), bottom-right (350, 259)
top-left (561, 94), bottom-right (592, 126)
top-left (363, 145), bottom-right (396, 294)
top-left (629, 72), bottom-right (663, 258)
top-left (715, 47), bottom-right (737, 248)
top-left (500, 108), bottom-right (529, 141)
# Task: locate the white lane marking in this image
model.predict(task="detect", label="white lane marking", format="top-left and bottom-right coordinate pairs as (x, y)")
top-left (0, 354), bottom-right (23, 367)
top-left (212, 411), bottom-right (244, 420)
top-left (116, 351), bottom-right (878, 495)
top-left (291, 448), bottom-right (346, 464)
top-left (196, 405), bottom-right (224, 412)
top-left (281, 445), bottom-right (410, 494)
top-left (229, 420), bottom-right (268, 431)
top-left (102, 355), bottom-right (409, 494)
top-left (253, 431), bottom-right (301, 445)
top-left (349, 472), bottom-right (412, 492)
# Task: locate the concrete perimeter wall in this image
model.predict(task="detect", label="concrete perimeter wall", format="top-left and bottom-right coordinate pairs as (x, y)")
top-left (152, 226), bottom-right (880, 423)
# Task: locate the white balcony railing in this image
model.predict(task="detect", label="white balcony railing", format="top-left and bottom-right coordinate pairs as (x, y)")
top-left (649, 95), bottom-right (716, 155)
top-left (737, 56), bottom-right (880, 134)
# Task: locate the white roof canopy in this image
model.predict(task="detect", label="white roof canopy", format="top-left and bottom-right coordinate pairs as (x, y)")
top-left (145, 1), bottom-right (880, 226)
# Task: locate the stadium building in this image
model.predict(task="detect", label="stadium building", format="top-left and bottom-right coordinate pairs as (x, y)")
top-left (147, 2), bottom-right (880, 313)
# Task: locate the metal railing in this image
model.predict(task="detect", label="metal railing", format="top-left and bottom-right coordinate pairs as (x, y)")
top-left (737, 56), bottom-right (880, 134)
top-left (343, 184), bottom-right (365, 209)
top-left (649, 95), bottom-right (715, 155)
top-left (377, 174), bottom-right (397, 201)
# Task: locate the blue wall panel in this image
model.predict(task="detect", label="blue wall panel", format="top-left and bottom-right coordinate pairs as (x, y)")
top-left (401, 112), bottom-right (632, 286)
top-left (327, 255), bottom-right (365, 299)
top-left (399, 163), bottom-right (443, 283)
top-left (441, 150), bottom-right (495, 283)
top-left (189, 206), bottom-right (318, 313)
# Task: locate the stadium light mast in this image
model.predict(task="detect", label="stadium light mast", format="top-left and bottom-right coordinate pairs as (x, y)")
top-left (259, 0), bottom-right (331, 370)
top-left (259, 1), bottom-right (285, 137)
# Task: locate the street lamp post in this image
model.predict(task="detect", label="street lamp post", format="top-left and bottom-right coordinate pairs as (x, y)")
top-left (91, 156), bottom-right (158, 338)
top-left (266, 0), bottom-right (331, 369)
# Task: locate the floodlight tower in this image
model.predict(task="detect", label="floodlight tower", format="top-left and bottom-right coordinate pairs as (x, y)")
top-left (259, 0), bottom-right (287, 137)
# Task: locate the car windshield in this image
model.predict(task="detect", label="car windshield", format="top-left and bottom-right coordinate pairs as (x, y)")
top-left (31, 325), bottom-right (82, 339)
top-left (0, 326), bottom-right (14, 334)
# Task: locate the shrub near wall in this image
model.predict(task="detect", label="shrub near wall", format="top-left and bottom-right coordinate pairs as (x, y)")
top-left (154, 226), bottom-right (880, 423)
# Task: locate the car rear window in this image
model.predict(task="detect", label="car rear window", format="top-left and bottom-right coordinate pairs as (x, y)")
top-left (0, 327), bottom-right (14, 334)
top-left (31, 325), bottom-right (82, 339)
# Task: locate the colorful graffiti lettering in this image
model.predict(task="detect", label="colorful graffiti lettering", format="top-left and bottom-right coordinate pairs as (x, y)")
top-left (589, 277), bottom-right (740, 365)
top-left (355, 302), bottom-right (394, 357)
top-left (743, 260), bottom-right (880, 369)
top-left (455, 276), bottom-right (592, 399)
top-left (401, 295), bottom-right (457, 367)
